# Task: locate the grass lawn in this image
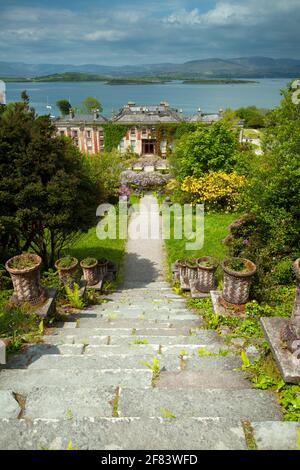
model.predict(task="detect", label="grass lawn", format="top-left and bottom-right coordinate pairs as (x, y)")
top-left (66, 227), bottom-right (126, 268)
top-left (243, 128), bottom-right (262, 139)
top-left (164, 211), bottom-right (237, 267)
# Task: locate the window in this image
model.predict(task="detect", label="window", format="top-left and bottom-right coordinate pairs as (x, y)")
top-left (86, 130), bottom-right (91, 138)
top-left (131, 140), bottom-right (136, 151)
top-left (130, 128), bottom-right (136, 136)
top-left (60, 130), bottom-right (65, 136)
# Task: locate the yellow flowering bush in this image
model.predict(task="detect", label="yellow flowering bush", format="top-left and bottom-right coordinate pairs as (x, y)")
top-left (181, 171), bottom-right (246, 212)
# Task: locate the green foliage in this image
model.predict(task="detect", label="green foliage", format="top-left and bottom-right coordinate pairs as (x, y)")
top-left (64, 283), bottom-right (85, 309)
top-left (84, 149), bottom-right (124, 203)
top-left (235, 106), bottom-right (267, 128)
top-left (81, 96), bottom-right (103, 114)
top-left (56, 256), bottom-right (76, 269)
top-left (161, 408), bottom-right (176, 419)
top-left (141, 356), bottom-right (160, 386)
top-left (0, 96), bottom-right (99, 268)
top-left (130, 338), bottom-right (149, 345)
top-left (171, 121), bottom-right (238, 182)
top-left (279, 386), bottom-right (300, 421)
top-left (103, 123), bottom-right (131, 152)
top-left (56, 99), bottom-right (71, 116)
top-left (225, 83), bottom-right (300, 302)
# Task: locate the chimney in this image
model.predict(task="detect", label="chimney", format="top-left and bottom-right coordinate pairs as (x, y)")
top-left (93, 108), bottom-right (99, 120)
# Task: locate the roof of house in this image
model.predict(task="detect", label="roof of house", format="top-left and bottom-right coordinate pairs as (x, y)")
top-left (56, 112), bottom-right (108, 125)
top-left (188, 111), bottom-right (221, 123)
top-left (112, 102), bottom-right (182, 124)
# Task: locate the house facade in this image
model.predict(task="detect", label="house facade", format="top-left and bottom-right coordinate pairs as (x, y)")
top-left (54, 102), bottom-right (222, 156)
top-left (55, 110), bottom-right (107, 154)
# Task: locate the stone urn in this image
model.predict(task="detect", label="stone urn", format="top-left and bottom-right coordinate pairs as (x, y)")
top-left (80, 258), bottom-right (99, 286)
top-left (55, 256), bottom-right (79, 286)
top-left (98, 258), bottom-right (109, 280)
top-left (280, 258), bottom-right (300, 354)
top-left (196, 256), bottom-right (218, 293)
top-left (5, 253), bottom-right (46, 305)
top-left (221, 258), bottom-right (256, 305)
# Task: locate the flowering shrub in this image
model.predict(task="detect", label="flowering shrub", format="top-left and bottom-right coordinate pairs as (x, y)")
top-left (118, 185), bottom-right (131, 198)
top-left (181, 171), bottom-right (246, 212)
top-left (121, 170), bottom-right (171, 190)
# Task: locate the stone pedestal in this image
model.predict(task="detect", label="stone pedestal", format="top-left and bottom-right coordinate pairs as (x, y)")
top-left (210, 290), bottom-right (246, 317)
top-left (0, 340), bottom-right (6, 365)
top-left (35, 288), bottom-right (57, 319)
top-left (261, 317), bottom-right (300, 384)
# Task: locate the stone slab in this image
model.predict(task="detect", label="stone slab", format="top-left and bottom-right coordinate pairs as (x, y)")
top-left (183, 356), bottom-right (242, 372)
top-left (0, 369), bottom-right (152, 393)
top-left (261, 317), bottom-right (300, 384)
top-left (211, 291), bottom-right (246, 318)
top-left (83, 343), bottom-right (227, 357)
top-left (35, 288), bottom-right (57, 319)
top-left (84, 279), bottom-right (103, 292)
top-left (0, 391), bottom-right (20, 418)
top-left (156, 370), bottom-right (251, 390)
top-left (0, 340), bottom-right (6, 365)
top-left (77, 318), bottom-right (203, 328)
top-left (28, 354), bottom-right (180, 371)
top-left (119, 388), bottom-right (281, 421)
top-left (252, 421), bottom-right (300, 450)
top-left (25, 386), bottom-right (114, 419)
top-left (0, 417), bottom-right (247, 450)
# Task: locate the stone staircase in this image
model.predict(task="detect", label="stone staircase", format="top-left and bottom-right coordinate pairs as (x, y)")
top-left (0, 280), bottom-right (286, 450)
top-left (0, 195), bottom-right (297, 450)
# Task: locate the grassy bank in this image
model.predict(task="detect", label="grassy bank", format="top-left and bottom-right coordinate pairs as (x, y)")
top-left (165, 211), bottom-right (236, 266)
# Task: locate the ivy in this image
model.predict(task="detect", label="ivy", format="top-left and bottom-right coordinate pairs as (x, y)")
top-left (102, 122), bottom-right (205, 152)
top-left (103, 123), bottom-right (131, 152)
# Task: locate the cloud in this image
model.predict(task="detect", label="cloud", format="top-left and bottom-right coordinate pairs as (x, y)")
top-left (0, 1), bottom-right (299, 64)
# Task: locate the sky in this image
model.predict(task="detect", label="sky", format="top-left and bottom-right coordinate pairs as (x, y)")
top-left (0, 0), bottom-right (299, 65)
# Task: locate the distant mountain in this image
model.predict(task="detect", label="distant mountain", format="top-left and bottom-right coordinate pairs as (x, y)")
top-left (1, 57), bottom-right (300, 79)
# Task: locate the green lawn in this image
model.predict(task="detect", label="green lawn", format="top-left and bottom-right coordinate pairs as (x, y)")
top-left (164, 211), bottom-right (237, 267)
top-left (66, 226), bottom-right (126, 271)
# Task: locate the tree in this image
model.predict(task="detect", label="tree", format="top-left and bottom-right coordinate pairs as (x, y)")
top-left (81, 96), bottom-right (103, 114)
top-left (0, 97), bottom-right (99, 268)
top-left (56, 99), bottom-right (72, 116)
top-left (172, 122), bottom-right (238, 181)
top-left (235, 106), bottom-right (266, 128)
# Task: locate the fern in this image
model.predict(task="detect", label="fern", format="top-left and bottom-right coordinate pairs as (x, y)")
top-left (65, 283), bottom-right (85, 309)
top-left (38, 319), bottom-right (44, 336)
top-left (241, 350), bottom-right (251, 370)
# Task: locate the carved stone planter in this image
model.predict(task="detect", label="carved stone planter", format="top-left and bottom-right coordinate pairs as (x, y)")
top-left (5, 253), bottom-right (45, 305)
top-left (80, 258), bottom-right (99, 286)
top-left (178, 260), bottom-right (190, 290)
top-left (221, 258), bottom-right (256, 305)
top-left (98, 258), bottom-right (109, 280)
top-left (55, 256), bottom-right (79, 287)
top-left (196, 256), bottom-right (218, 293)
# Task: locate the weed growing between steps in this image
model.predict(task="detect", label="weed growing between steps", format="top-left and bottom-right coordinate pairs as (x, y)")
top-left (242, 420), bottom-right (257, 450)
top-left (188, 297), bottom-right (300, 422)
top-left (141, 357), bottom-right (160, 387)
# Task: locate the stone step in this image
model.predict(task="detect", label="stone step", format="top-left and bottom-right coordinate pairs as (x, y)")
top-left (0, 369), bottom-right (152, 394)
top-left (53, 327), bottom-right (193, 336)
top-left (84, 343), bottom-right (231, 356)
top-left (95, 312), bottom-right (199, 321)
top-left (74, 318), bottom-right (203, 328)
top-left (156, 370), bottom-right (253, 390)
top-left (27, 354), bottom-right (180, 371)
top-left (43, 333), bottom-right (224, 347)
top-left (0, 417), bottom-right (248, 450)
top-left (251, 421), bottom-right (300, 450)
top-left (118, 388), bottom-right (282, 421)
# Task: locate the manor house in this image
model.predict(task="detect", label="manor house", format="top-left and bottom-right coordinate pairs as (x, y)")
top-left (55, 101), bottom-right (222, 156)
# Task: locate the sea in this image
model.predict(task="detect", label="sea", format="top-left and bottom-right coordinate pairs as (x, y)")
top-left (5, 78), bottom-right (291, 118)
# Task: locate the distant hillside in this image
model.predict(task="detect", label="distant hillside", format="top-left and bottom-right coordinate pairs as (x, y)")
top-left (0, 57), bottom-right (300, 79)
